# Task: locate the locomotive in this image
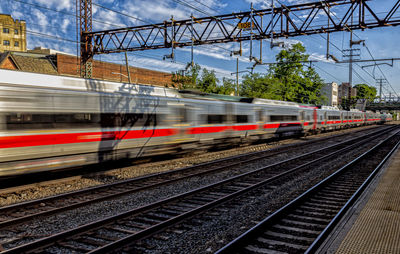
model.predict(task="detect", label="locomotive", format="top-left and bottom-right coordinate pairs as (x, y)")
top-left (0, 69), bottom-right (392, 176)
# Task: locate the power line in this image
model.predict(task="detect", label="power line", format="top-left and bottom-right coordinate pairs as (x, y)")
top-left (320, 0), bottom-right (399, 95)
top-left (92, 1), bottom-right (234, 55)
top-left (314, 65), bottom-right (344, 83)
top-left (11, 0), bottom-right (126, 29)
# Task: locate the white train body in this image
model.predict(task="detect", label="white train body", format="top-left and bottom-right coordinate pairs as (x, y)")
top-left (0, 69), bottom-right (391, 176)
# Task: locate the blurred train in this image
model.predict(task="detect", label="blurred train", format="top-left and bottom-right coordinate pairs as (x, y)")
top-left (0, 69), bottom-right (392, 176)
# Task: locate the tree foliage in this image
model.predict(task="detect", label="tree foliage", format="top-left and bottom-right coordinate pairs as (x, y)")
top-left (240, 43), bottom-right (325, 104)
top-left (340, 96), bottom-right (358, 110)
top-left (197, 68), bottom-right (219, 93)
top-left (354, 83), bottom-right (377, 102)
top-left (216, 78), bottom-right (236, 95)
top-left (171, 63), bottom-right (201, 89)
top-left (171, 43), bottom-right (326, 105)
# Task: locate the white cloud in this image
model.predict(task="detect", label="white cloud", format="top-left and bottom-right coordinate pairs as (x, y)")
top-left (34, 0), bottom-right (72, 11)
top-left (32, 9), bottom-right (48, 31)
top-left (60, 19), bottom-right (71, 34)
top-left (309, 53), bottom-right (335, 63)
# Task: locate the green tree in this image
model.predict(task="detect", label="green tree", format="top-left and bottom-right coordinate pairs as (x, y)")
top-left (266, 43), bottom-right (325, 104)
top-left (341, 96), bottom-right (358, 110)
top-left (240, 73), bottom-right (281, 99)
top-left (299, 67), bottom-right (326, 104)
top-left (197, 68), bottom-right (219, 93)
top-left (269, 43), bottom-right (308, 102)
top-left (354, 84), bottom-right (377, 102)
top-left (215, 77), bottom-right (236, 95)
top-left (171, 63), bottom-right (201, 89)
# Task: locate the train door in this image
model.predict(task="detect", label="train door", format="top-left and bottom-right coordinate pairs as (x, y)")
top-left (174, 105), bottom-right (187, 142)
top-left (313, 109), bottom-right (317, 130)
top-left (256, 108), bottom-right (265, 135)
top-left (299, 110), bottom-right (305, 131)
top-left (299, 111), bottom-right (305, 122)
top-left (225, 103), bottom-right (234, 139)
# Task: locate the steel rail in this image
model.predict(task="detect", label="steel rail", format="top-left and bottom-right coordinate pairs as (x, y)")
top-left (216, 129), bottom-right (400, 254)
top-left (2, 126), bottom-right (395, 253)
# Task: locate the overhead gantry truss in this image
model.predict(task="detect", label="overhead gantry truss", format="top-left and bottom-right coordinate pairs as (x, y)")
top-left (83, 0), bottom-right (400, 56)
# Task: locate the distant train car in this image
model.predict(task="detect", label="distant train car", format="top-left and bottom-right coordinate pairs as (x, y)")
top-left (0, 69), bottom-right (389, 177)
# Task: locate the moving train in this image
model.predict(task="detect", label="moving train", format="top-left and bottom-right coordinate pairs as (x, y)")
top-left (0, 69), bottom-right (392, 176)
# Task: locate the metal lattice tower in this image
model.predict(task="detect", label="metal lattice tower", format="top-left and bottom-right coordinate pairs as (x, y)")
top-left (78, 0), bottom-right (93, 78)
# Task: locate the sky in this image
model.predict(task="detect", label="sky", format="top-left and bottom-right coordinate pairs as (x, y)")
top-left (1, 0), bottom-right (400, 96)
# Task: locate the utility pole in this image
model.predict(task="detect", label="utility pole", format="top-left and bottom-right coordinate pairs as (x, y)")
top-left (349, 4), bottom-right (353, 87)
top-left (326, 2), bottom-right (330, 60)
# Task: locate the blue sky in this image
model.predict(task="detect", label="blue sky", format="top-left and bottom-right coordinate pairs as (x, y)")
top-left (1, 0), bottom-right (400, 96)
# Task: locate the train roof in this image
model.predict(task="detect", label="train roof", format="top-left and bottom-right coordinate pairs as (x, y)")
top-left (252, 98), bottom-right (300, 107)
top-left (178, 89), bottom-right (253, 103)
top-left (0, 69), bottom-right (181, 98)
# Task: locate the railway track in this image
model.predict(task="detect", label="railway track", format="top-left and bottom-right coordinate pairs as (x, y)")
top-left (1, 126), bottom-right (397, 253)
top-left (0, 126), bottom-right (385, 230)
top-left (216, 130), bottom-right (400, 254)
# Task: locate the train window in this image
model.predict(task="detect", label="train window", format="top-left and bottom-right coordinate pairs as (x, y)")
top-left (328, 115), bottom-right (340, 120)
top-left (6, 113), bottom-right (174, 130)
top-left (235, 115), bottom-right (248, 123)
top-left (179, 108), bottom-right (188, 123)
top-left (306, 115), bottom-right (311, 121)
top-left (257, 110), bottom-right (263, 122)
top-left (7, 114), bottom-right (53, 130)
top-left (300, 111), bottom-right (305, 121)
top-left (204, 114), bottom-right (226, 124)
top-left (270, 115), bottom-right (297, 122)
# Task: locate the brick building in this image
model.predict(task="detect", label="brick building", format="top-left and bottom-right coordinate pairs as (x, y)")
top-left (0, 50), bottom-right (174, 87)
top-left (338, 82), bottom-right (357, 105)
top-left (0, 14), bottom-right (26, 53)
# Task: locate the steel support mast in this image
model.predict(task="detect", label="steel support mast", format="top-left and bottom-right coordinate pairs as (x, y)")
top-left (79, 0), bottom-right (93, 78)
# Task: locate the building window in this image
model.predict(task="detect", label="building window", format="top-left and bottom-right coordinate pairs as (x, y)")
top-left (14, 41), bottom-right (19, 47)
top-left (3, 28), bottom-right (9, 34)
top-left (3, 40), bottom-right (10, 46)
top-left (14, 29), bottom-right (18, 35)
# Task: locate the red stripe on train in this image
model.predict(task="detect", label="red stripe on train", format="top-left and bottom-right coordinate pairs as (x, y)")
top-left (187, 124), bottom-right (258, 134)
top-left (0, 128), bottom-right (178, 149)
top-left (232, 125), bottom-right (258, 131)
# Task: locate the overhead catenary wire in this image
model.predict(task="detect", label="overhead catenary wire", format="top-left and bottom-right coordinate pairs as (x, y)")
top-left (91, 1), bottom-right (234, 54)
top-left (320, 0), bottom-right (398, 96)
top-left (11, 0), bottom-right (128, 29)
